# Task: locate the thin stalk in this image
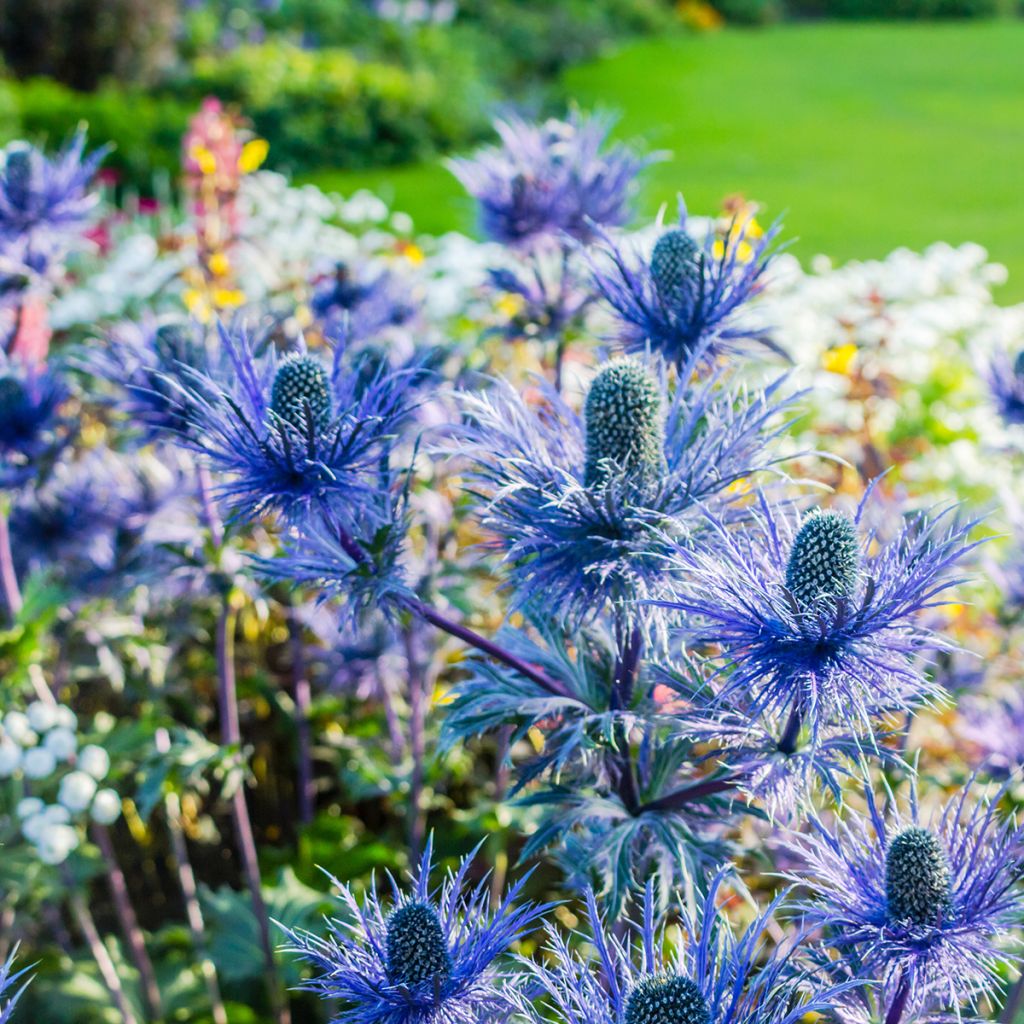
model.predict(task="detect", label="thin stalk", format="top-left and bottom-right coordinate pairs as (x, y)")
top-left (610, 622), bottom-right (642, 815)
top-left (1002, 975), bottom-right (1024, 1024)
top-left (92, 824), bottom-right (163, 1020)
top-left (217, 605), bottom-right (291, 1024)
top-left (884, 975), bottom-right (910, 1024)
top-left (0, 507), bottom-right (22, 619)
top-left (0, 507), bottom-right (53, 704)
top-left (66, 882), bottom-right (140, 1024)
top-left (403, 595), bottom-right (568, 698)
top-left (325, 518), bottom-right (570, 700)
top-left (777, 702), bottom-right (803, 756)
top-left (157, 726), bottom-right (228, 1024)
top-left (404, 622), bottom-right (427, 859)
top-left (638, 773), bottom-right (741, 815)
top-left (195, 462), bottom-right (289, 1022)
top-left (286, 604), bottom-right (315, 825)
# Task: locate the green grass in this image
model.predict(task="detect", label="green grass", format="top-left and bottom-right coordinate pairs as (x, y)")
top-left (302, 21), bottom-right (1024, 298)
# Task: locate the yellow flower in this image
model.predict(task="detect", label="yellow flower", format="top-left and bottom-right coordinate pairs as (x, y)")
top-left (213, 287), bottom-right (245, 309)
top-left (207, 251), bottom-right (232, 278)
top-left (402, 242), bottom-right (425, 266)
top-left (822, 343), bottom-right (858, 376)
top-left (239, 138), bottom-right (269, 175)
top-left (497, 293), bottom-right (525, 318)
top-left (189, 143), bottom-right (217, 177)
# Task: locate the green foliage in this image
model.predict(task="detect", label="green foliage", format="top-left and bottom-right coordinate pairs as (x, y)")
top-left (710, 0), bottom-right (785, 23)
top-left (2, 77), bottom-right (191, 188)
top-left (788, 0), bottom-right (999, 15)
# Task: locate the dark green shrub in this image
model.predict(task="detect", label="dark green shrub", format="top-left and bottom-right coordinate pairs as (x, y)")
top-left (788, 0), bottom-right (998, 15)
top-left (2, 77), bottom-right (191, 187)
top-left (709, 0), bottom-right (785, 23)
top-left (178, 40), bottom-right (492, 173)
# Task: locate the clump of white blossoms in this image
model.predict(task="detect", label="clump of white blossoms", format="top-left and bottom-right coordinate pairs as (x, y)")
top-left (0, 702), bottom-right (121, 865)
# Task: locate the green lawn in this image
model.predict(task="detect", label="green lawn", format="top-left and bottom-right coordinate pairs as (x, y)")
top-left (303, 21), bottom-right (1024, 298)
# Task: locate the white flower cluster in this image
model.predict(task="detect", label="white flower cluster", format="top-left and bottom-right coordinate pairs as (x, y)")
top-left (0, 702), bottom-right (121, 865)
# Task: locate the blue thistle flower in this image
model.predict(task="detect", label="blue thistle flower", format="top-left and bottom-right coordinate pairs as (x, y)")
top-left (281, 837), bottom-right (550, 1024)
top-left (0, 352), bottom-right (68, 488)
top-left (311, 261), bottom-right (419, 346)
top-left (509, 872), bottom-right (857, 1024)
top-left (84, 318), bottom-right (221, 440)
top-left (586, 200), bottom-right (784, 368)
top-left (446, 358), bottom-right (798, 631)
top-left (0, 947), bottom-right (32, 1024)
top-left (0, 133), bottom-right (105, 279)
top-left (449, 112), bottom-right (653, 248)
top-left (167, 323), bottom-right (417, 525)
top-left (658, 489), bottom-right (981, 747)
top-left (985, 347), bottom-right (1024, 427)
top-left (783, 778), bottom-right (1024, 1021)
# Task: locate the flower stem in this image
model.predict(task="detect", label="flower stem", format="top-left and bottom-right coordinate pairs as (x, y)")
top-left (0, 506), bottom-right (22, 619)
top-left (884, 976), bottom-right (910, 1024)
top-left (157, 728), bottom-right (228, 1024)
top-left (610, 622), bottom-right (643, 814)
top-left (1001, 975), bottom-right (1024, 1024)
top-left (92, 823), bottom-right (163, 1020)
top-left (65, 880), bottom-right (140, 1024)
top-left (404, 621), bottom-right (428, 859)
top-left (402, 595), bottom-right (569, 698)
top-left (286, 602), bottom-right (315, 825)
top-left (217, 605), bottom-right (291, 1024)
top-left (777, 702), bottom-right (803, 756)
top-left (638, 773), bottom-right (741, 815)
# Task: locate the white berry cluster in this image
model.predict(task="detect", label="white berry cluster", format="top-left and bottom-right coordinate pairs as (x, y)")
top-left (0, 701), bottom-right (121, 865)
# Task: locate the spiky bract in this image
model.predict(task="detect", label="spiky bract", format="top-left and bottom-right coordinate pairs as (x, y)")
top-left (784, 779), bottom-right (1024, 1019)
top-left (281, 837), bottom-right (549, 1024)
top-left (587, 200), bottom-right (784, 368)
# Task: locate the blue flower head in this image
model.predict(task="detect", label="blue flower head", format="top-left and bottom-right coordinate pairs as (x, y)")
top-left (659, 489), bottom-right (981, 747)
top-left (86, 318), bottom-right (221, 440)
top-left (449, 112), bottom-right (652, 248)
top-left (0, 947), bottom-right (32, 1024)
top-left (986, 346), bottom-right (1024, 427)
top-left (0, 132), bottom-right (105, 278)
top-left (311, 261), bottom-right (419, 347)
top-left (447, 355), bottom-right (797, 633)
top-left (281, 837), bottom-right (550, 1024)
top-left (169, 322), bottom-right (417, 525)
top-left (784, 778), bottom-right (1024, 1020)
top-left (587, 200), bottom-right (784, 368)
top-left (510, 871), bottom-right (856, 1024)
top-left (0, 352), bottom-right (68, 488)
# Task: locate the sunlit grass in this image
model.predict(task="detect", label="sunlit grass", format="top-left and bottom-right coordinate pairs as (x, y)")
top-left (303, 20), bottom-right (1024, 299)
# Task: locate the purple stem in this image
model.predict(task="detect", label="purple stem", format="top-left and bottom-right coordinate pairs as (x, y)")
top-left (157, 729), bottom-right (228, 1024)
top-left (0, 508), bottom-right (22, 619)
top-left (92, 824), bottom-right (163, 1020)
top-left (217, 605), bottom-right (291, 1024)
top-left (286, 604), bottom-right (315, 825)
top-left (196, 464), bottom-right (290, 1024)
top-left (65, 877), bottom-right (140, 1024)
top-left (884, 976), bottom-right (910, 1024)
top-left (777, 702), bottom-right (803, 756)
top-left (403, 595), bottom-right (568, 698)
top-left (404, 621), bottom-right (427, 859)
top-left (1001, 976), bottom-right (1024, 1024)
top-left (638, 773), bottom-right (742, 815)
top-left (610, 621), bottom-right (643, 815)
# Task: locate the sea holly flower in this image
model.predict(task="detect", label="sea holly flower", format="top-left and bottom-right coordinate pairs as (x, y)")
top-left (783, 779), bottom-right (1024, 1022)
top-left (0, 352), bottom-right (68, 488)
top-left (0, 947), bottom-right (32, 1023)
top-left (0, 132), bottom-right (105, 278)
top-left (658, 489), bottom-right (981, 748)
top-left (448, 112), bottom-right (652, 248)
top-left (586, 200), bottom-right (784, 368)
top-left (281, 837), bottom-right (550, 1024)
top-left (509, 871), bottom-right (855, 1024)
top-left (985, 347), bottom-right (1024, 427)
top-left (168, 322), bottom-right (416, 524)
top-left (446, 354), bottom-right (797, 631)
top-left (311, 260), bottom-right (419, 346)
top-left (86, 318), bottom-right (222, 439)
